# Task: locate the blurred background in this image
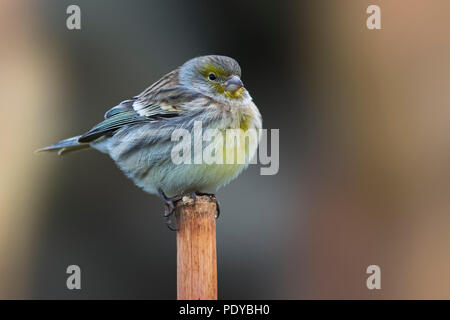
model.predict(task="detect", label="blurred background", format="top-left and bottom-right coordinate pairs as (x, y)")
top-left (1, 0), bottom-right (450, 299)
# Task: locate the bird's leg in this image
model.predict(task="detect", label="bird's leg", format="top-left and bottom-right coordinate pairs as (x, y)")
top-left (158, 188), bottom-right (182, 217)
top-left (158, 188), bottom-right (183, 231)
top-left (195, 192), bottom-right (221, 219)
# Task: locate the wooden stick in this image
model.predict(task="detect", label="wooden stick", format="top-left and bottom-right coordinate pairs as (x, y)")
top-left (176, 195), bottom-right (218, 300)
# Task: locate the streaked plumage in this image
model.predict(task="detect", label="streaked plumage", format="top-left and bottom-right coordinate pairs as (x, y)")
top-left (39, 55), bottom-right (262, 198)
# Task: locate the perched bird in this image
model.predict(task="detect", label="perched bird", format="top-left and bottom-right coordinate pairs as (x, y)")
top-left (38, 55), bottom-right (262, 226)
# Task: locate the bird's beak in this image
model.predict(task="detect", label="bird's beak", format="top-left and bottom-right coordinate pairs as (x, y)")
top-left (224, 75), bottom-right (243, 94)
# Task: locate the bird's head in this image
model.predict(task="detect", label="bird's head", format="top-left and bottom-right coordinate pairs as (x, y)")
top-left (179, 55), bottom-right (247, 101)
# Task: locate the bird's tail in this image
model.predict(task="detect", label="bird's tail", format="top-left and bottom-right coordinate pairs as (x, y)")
top-left (36, 135), bottom-right (91, 156)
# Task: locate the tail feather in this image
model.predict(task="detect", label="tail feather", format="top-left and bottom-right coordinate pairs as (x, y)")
top-left (36, 135), bottom-right (90, 155)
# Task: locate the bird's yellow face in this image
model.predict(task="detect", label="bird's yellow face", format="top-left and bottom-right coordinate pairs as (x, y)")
top-left (199, 63), bottom-right (244, 100)
top-left (179, 55), bottom-right (248, 102)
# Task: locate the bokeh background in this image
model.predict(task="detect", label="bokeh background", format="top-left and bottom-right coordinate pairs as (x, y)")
top-left (1, 0), bottom-right (450, 299)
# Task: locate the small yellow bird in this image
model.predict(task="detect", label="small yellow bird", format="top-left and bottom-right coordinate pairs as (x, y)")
top-left (39, 55), bottom-right (262, 227)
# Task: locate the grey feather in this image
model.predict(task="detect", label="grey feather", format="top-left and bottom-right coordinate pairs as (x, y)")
top-left (36, 135), bottom-right (90, 155)
top-left (104, 99), bottom-right (134, 119)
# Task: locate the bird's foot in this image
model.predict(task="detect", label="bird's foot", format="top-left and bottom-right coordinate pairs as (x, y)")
top-left (158, 189), bottom-right (221, 230)
top-left (158, 188), bottom-right (182, 231)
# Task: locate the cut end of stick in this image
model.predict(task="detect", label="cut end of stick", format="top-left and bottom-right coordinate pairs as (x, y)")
top-left (177, 194), bottom-right (217, 206)
top-left (175, 194), bottom-right (218, 219)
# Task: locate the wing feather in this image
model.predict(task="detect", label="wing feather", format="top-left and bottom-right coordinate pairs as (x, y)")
top-left (78, 68), bottom-right (202, 143)
top-left (78, 111), bottom-right (148, 143)
top-left (132, 69), bottom-right (202, 117)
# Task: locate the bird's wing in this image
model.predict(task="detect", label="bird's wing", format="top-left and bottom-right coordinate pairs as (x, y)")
top-left (78, 69), bottom-right (202, 143)
top-left (132, 69), bottom-right (202, 117)
top-left (78, 109), bottom-right (148, 143)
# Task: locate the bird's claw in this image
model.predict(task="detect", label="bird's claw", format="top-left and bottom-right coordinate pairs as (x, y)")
top-left (158, 189), bottom-right (221, 230)
top-left (158, 189), bottom-right (182, 230)
top-left (215, 198), bottom-right (220, 219)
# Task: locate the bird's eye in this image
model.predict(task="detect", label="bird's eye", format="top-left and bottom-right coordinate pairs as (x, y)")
top-left (208, 73), bottom-right (217, 81)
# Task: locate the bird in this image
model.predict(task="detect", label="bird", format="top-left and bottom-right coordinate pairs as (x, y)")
top-left (38, 55), bottom-right (262, 227)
